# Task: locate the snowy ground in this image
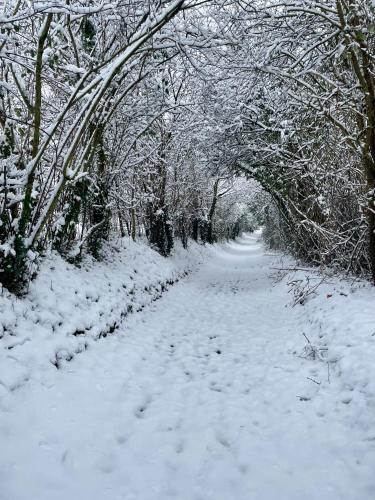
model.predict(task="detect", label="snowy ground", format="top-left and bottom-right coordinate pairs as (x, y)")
top-left (1, 232), bottom-right (375, 500)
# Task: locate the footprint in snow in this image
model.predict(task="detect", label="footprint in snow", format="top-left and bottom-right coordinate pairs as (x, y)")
top-left (215, 432), bottom-right (231, 449)
top-left (175, 440), bottom-right (184, 454)
top-left (135, 396), bottom-right (152, 418)
top-left (116, 434), bottom-right (128, 445)
top-left (238, 463), bottom-right (249, 475)
top-left (209, 381), bottom-right (223, 393)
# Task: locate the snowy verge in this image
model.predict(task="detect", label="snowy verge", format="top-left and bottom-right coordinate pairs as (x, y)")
top-left (0, 238), bottom-right (211, 393)
top-left (277, 263), bottom-right (375, 439)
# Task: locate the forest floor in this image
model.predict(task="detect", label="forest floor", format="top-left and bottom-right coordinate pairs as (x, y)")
top-left (1, 232), bottom-right (375, 500)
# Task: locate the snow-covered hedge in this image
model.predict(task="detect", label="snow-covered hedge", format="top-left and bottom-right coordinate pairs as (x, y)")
top-left (0, 239), bottom-right (210, 393)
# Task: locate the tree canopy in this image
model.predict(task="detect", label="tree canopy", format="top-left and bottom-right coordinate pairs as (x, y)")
top-left (1, 0), bottom-right (375, 292)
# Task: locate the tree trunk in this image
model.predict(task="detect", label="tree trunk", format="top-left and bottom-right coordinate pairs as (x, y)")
top-left (207, 179), bottom-right (220, 244)
top-left (87, 123), bottom-right (111, 258)
top-left (131, 207), bottom-right (136, 241)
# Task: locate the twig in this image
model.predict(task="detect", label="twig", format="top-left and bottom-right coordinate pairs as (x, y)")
top-left (302, 332), bottom-right (311, 344)
top-left (307, 376), bottom-right (321, 385)
top-left (270, 267), bottom-right (321, 273)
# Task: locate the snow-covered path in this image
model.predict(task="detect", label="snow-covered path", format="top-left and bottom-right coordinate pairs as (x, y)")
top-left (1, 233), bottom-right (374, 500)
